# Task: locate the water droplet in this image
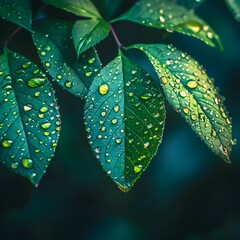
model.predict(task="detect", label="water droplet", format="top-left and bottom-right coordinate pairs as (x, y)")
top-left (140, 93), bottom-right (152, 100)
top-left (161, 77), bottom-right (168, 84)
top-left (41, 122), bottom-right (51, 130)
top-left (182, 107), bottom-right (190, 115)
top-left (115, 138), bottom-right (122, 144)
top-left (45, 62), bottom-right (51, 68)
top-left (191, 114), bottom-right (197, 121)
top-left (27, 77), bottom-right (46, 88)
top-left (111, 119), bottom-right (118, 124)
top-left (22, 158), bottom-right (33, 169)
top-left (144, 142), bottom-right (149, 148)
top-left (1, 139), bottom-right (13, 148)
top-left (98, 83), bottom-right (109, 95)
top-left (40, 51), bottom-right (46, 56)
top-left (56, 74), bottom-right (62, 80)
top-left (85, 72), bottom-right (92, 77)
top-left (22, 61), bottom-right (32, 69)
top-left (39, 106), bottom-right (48, 113)
top-left (24, 104), bottom-right (32, 111)
top-left (134, 165), bottom-right (143, 173)
top-left (178, 21), bottom-right (202, 33)
top-left (113, 105), bottom-right (120, 113)
top-left (11, 162), bottom-right (18, 169)
top-left (65, 81), bottom-right (72, 88)
top-left (180, 90), bottom-right (187, 97)
top-left (187, 80), bottom-right (198, 89)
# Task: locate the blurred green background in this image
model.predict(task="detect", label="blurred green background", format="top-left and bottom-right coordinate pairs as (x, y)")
top-left (0, 0), bottom-right (240, 239)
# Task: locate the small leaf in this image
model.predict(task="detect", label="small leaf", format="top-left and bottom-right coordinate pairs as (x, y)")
top-left (44, 0), bottom-right (102, 19)
top-left (84, 52), bottom-right (165, 192)
top-left (0, 0), bottom-right (32, 30)
top-left (72, 19), bottom-right (110, 57)
top-left (133, 44), bottom-right (233, 162)
top-left (32, 20), bottom-right (101, 99)
top-left (115, 0), bottom-right (221, 48)
top-left (0, 49), bottom-right (61, 185)
top-left (225, 0), bottom-right (240, 21)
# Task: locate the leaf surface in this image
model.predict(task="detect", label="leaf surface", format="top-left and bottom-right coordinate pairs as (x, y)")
top-left (133, 44), bottom-right (233, 162)
top-left (0, 0), bottom-right (32, 30)
top-left (44, 0), bottom-right (101, 19)
top-left (116, 0), bottom-right (221, 48)
top-left (84, 53), bottom-right (165, 192)
top-left (225, 0), bottom-right (240, 21)
top-left (32, 20), bottom-right (101, 99)
top-left (72, 19), bottom-right (110, 57)
top-left (0, 49), bottom-right (61, 185)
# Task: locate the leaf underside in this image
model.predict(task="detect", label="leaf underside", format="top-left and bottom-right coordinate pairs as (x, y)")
top-left (84, 52), bottom-right (165, 192)
top-left (32, 20), bottom-right (102, 99)
top-left (72, 19), bottom-right (110, 57)
top-left (0, 49), bottom-right (61, 185)
top-left (117, 0), bottom-right (221, 48)
top-left (0, 0), bottom-right (32, 30)
top-left (44, 0), bottom-right (102, 19)
top-left (133, 44), bottom-right (233, 163)
top-left (225, 0), bottom-right (240, 21)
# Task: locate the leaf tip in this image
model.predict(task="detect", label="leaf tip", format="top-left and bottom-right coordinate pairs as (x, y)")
top-left (116, 182), bottom-right (132, 193)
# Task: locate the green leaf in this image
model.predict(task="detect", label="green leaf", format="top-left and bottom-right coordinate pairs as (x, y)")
top-left (84, 52), bottom-right (165, 192)
top-left (0, 49), bottom-right (61, 185)
top-left (32, 20), bottom-right (102, 99)
top-left (44, 0), bottom-right (102, 19)
top-left (72, 19), bottom-right (110, 57)
top-left (225, 0), bottom-right (240, 21)
top-left (0, 0), bottom-right (32, 30)
top-left (133, 43), bottom-right (233, 163)
top-left (115, 0), bottom-right (221, 48)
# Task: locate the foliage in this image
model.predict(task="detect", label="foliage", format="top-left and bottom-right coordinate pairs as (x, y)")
top-left (0, 0), bottom-right (238, 192)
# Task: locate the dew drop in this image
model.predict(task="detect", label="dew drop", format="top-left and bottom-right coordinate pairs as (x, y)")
top-left (98, 83), bottom-right (109, 95)
top-left (180, 90), bottom-right (187, 97)
top-left (11, 162), bottom-right (18, 169)
top-left (41, 122), bottom-right (51, 130)
top-left (113, 105), bottom-right (120, 113)
top-left (187, 80), bottom-right (198, 89)
top-left (22, 61), bottom-right (32, 69)
top-left (65, 81), bottom-right (72, 88)
top-left (39, 106), bottom-right (48, 113)
top-left (178, 21), bottom-right (202, 33)
top-left (24, 104), bottom-right (32, 111)
top-left (22, 158), bottom-right (33, 169)
top-left (161, 77), bottom-right (168, 84)
top-left (1, 139), bottom-right (13, 148)
top-left (134, 165), bottom-right (143, 173)
top-left (111, 119), bottom-right (118, 124)
top-left (27, 77), bottom-right (46, 88)
top-left (115, 138), bottom-right (122, 144)
top-left (182, 107), bottom-right (190, 115)
top-left (140, 92), bottom-right (152, 100)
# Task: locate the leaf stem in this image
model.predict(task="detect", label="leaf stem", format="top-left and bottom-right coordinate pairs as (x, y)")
top-left (110, 25), bottom-right (125, 50)
top-left (4, 27), bottom-right (22, 47)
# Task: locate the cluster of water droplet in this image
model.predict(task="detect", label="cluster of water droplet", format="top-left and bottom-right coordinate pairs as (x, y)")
top-left (138, 44), bottom-right (233, 162)
top-left (84, 54), bottom-right (165, 191)
top-left (0, 51), bottom-right (61, 184)
top-left (32, 20), bottom-right (101, 99)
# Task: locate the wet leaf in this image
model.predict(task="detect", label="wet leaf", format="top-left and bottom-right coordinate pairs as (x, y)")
top-left (0, 49), bottom-right (61, 185)
top-left (0, 0), bottom-right (32, 30)
top-left (72, 19), bottom-right (110, 57)
top-left (115, 0), bottom-right (221, 48)
top-left (225, 0), bottom-right (240, 21)
top-left (84, 52), bottom-right (165, 192)
top-left (44, 0), bottom-right (102, 19)
top-left (133, 44), bottom-right (233, 163)
top-left (32, 20), bottom-right (101, 99)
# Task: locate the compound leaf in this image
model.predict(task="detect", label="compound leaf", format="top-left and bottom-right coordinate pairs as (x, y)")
top-left (133, 44), bottom-right (233, 162)
top-left (32, 20), bottom-right (101, 99)
top-left (72, 19), bottom-right (110, 57)
top-left (116, 0), bottom-right (221, 48)
top-left (225, 0), bottom-right (240, 21)
top-left (44, 0), bottom-right (102, 19)
top-left (0, 49), bottom-right (61, 185)
top-left (0, 0), bottom-right (32, 30)
top-left (84, 53), bottom-right (165, 192)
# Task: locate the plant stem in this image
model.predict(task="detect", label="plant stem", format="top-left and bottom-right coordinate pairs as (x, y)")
top-left (110, 25), bottom-right (125, 50)
top-left (4, 27), bottom-right (22, 47)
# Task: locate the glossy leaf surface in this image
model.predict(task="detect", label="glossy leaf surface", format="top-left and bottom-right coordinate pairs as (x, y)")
top-left (133, 44), bottom-right (233, 162)
top-left (72, 19), bottom-right (110, 57)
top-left (32, 20), bottom-right (101, 99)
top-left (84, 53), bottom-right (165, 192)
top-left (0, 49), bottom-right (61, 185)
top-left (0, 0), bottom-right (32, 30)
top-left (44, 0), bottom-right (101, 19)
top-left (116, 0), bottom-right (221, 48)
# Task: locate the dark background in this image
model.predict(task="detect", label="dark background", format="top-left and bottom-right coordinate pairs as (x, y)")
top-left (0, 0), bottom-right (240, 239)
